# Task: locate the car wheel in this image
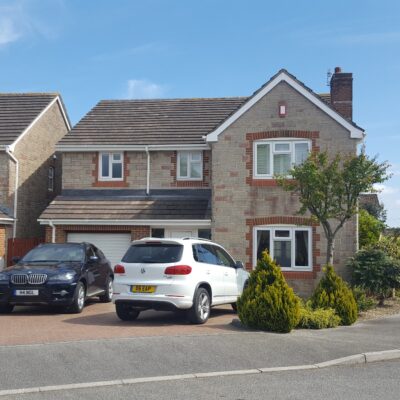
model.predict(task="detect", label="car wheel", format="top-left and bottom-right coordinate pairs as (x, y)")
top-left (0, 304), bottom-right (14, 314)
top-left (231, 302), bottom-right (237, 312)
top-left (187, 288), bottom-right (210, 324)
top-left (68, 282), bottom-right (86, 314)
top-left (99, 276), bottom-right (113, 303)
top-left (115, 303), bottom-right (140, 321)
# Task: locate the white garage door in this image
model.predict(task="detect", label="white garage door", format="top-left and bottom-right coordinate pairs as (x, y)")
top-left (67, 233), bottom-right (132, 267)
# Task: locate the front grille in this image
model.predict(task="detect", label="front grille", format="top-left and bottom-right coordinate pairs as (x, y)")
top-left (11, 274), bottom-right (28, 285)
top-left (28, 274), bottom-right (47, 285)
top-left (10, 274), bottom-right (47, 285)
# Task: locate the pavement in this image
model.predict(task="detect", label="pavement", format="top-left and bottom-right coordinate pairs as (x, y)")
top-left (0, 305), bottom-right (399, 395)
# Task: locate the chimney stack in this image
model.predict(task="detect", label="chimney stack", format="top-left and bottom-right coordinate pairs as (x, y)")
top-left (330, 66), bottom-right (353, 120)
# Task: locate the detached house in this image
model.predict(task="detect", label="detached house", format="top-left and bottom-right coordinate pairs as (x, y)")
top-left (0, 94), bottom-right (70, 267)
top-left (39, 68), bottom-right (364, 296)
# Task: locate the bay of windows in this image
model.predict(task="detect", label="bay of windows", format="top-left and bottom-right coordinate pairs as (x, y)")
top-left (254, 226), bottom-right (312, 270)
top-left (254, 140), bottom-right (310, 177)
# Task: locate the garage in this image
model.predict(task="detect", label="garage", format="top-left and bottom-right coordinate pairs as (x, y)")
top-left (67, 233), bottom-right (132, 266)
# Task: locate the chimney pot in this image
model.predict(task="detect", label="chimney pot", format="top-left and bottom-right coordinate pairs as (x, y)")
top-left (334, 66), bottom-right (342, 73)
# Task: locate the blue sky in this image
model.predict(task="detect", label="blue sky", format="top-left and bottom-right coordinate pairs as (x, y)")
top-left (0, 0), bottom-right (399, 226)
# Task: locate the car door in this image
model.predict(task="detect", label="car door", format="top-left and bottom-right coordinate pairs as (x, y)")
top-left (193, 244), bottom-right (224, 300)
top-left (85, 245), bottom-right (101, 293)
top-left (212, 246), bottom-right (239, 298)
top-left (93, 246), bottom-right (110, 289)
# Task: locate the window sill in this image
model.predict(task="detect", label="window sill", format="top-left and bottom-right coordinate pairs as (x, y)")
top-left (246, 178), bottom-right (296, 187)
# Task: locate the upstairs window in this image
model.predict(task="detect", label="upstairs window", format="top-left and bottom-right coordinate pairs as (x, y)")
top-left (177, 151), bottom-right (202, 180)
top-left (48, 167), bottom-right (55, 192)
top-left (99, 152), bottom-right (123, 181)
top-left (254, 140), bottom-right (310, 178)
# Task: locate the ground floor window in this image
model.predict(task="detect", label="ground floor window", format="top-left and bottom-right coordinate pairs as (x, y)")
top-left (254, 226), bottom-right (312, 270)
top-left (151, 228), bottom-right (165, 238)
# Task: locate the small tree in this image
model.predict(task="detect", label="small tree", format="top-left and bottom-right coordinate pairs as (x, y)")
top-left (277, 151), bottom-right (389, 265)
top-left (237, 251), bottom-right (300, 333)
top-left (359, 209), bottom-right (385, 248)
top-left (348, 248), bottom-right (400, 305)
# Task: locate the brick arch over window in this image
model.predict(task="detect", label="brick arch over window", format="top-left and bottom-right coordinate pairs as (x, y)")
top-left (246, 130), bottom-right (320, 187)
top-left (245, 216), bottom-right (321, 279)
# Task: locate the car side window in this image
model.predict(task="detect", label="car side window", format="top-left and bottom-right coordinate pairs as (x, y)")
top-left (195, 244), bottom-right (219, 265)
top-left (213, 246), bottom-right (236, 267)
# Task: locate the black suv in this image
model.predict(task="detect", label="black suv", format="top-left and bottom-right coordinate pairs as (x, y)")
top-left (0, 242), bottom-right (114, 314)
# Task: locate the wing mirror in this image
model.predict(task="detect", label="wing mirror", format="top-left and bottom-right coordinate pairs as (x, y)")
top-left (89, 255), bottom-right (99, 262)
top-left (235, 260), bottom-right (244, 269)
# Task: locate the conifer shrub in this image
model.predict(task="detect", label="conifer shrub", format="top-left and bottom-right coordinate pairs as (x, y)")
top-left (310, 265), bottom-right (358, 325)
top-left (297, 305), bottom-right (341, 329)
top-left (351, 286), bottom-right (376, 312)
top-left (237, 251), bottom-right (300, 333)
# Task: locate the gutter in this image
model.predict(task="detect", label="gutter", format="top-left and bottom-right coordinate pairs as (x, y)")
top-left (145, 146), bottom-right (150, 195)
top-left (5, 146), bottom-right (18, 238)
top-left (49, 221), bottom-right (56, 243)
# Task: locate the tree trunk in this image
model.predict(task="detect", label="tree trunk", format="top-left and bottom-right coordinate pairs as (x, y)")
top-left (327, 237), bottom-right (334, 266)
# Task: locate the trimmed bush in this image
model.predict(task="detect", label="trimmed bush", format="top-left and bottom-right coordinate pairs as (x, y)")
top-left (348, 248), bottom-right (400, 305)
top-left (297, 306), bottom-right (341, 329)
top-left (352, 286), bottom-right (376, 312)
top-left (237, 251), bottom-right (300, 333)
top-left (310, 265), bottom-right (358, 325)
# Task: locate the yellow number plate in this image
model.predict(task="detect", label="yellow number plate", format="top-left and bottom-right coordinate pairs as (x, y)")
top-left (132, 285), bottom-right (156, 293)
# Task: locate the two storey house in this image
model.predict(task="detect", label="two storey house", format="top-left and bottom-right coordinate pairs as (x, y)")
top-left (39, 68), bottom-right (364, 296)
top-left (0, 93), bottom-right (70, 267)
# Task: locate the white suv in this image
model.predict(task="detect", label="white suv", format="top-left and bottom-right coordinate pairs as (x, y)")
top-left (112, 238), bottom-right (249, 324)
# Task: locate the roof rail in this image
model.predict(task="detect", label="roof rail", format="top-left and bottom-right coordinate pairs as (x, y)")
top-left (182, 237), bottom-right (213, 242)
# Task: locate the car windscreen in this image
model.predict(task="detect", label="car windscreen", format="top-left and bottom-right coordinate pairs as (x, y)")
top-left (22, 245), bottom-right (85, 263)
top-left (122, 243), bottom-right (183, 264)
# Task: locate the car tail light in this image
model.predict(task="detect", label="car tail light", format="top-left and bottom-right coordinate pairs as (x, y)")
top-left (164, 265), bottom-right (192, 275)
top-left (114, 264), bottom-right (126, 274)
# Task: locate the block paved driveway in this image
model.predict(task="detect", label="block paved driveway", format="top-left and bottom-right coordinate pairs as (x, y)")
top-left (0, 300), bottom-right (239, 346)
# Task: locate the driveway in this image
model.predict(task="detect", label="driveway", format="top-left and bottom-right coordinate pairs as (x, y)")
top-left (0, 301), bottom-right (239, 346)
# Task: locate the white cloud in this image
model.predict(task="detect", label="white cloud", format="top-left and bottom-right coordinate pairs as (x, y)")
top-left (126, 79), bottom-right (165, 99)
top-left (374, 183), bottom-right (399, 195)
top-left (0, 17), bottom-right (21, 45)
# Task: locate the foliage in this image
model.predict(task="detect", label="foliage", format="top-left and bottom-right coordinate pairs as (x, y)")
top-left (310, 265), bottom-right (358, 325)
top-left (359, 209), bottom-right (385, 248)
top-left (375, 235), bottom-right (400, 261)
top-left (297, 305), bottom-right (341, 329)
top-left (277, 151), bottom-right (390, 265)
top-left (237, 251), bottom-right (300, 333)
top-left (348, 248), bottom-right (400, 305)
top-left (360, 201), bottom-right (387, 224)
top-left (351, 286), bottom-right (376, 312)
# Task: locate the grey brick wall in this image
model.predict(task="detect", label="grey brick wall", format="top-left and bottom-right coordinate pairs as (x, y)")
top-left (211, 81), bottom-right (359, 296)
top-left (12, 101), bottom-right (69, 238)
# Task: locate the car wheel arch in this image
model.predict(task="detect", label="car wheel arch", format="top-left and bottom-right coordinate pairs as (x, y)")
top-left (195, 282), bottom-right (212, 305)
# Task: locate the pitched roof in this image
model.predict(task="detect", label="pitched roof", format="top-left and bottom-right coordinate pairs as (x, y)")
top-left (58, 98), bottom-right (247, 147)
top-left (359, 193), bottom-right (380, 208)
top-left (39, 189), bottom-right (211, 222)
top-left (206, 69), bottom-right (365, 142)
top-left (0, 93), bottom-right (60, 146)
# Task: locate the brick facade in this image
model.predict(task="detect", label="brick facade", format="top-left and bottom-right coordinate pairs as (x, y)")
top-left (211, 80), bottom-right (358, 296)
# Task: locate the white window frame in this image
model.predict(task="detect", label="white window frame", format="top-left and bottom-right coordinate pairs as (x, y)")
top-left (253, 139), bottom-right (311, 178)
top-left (177, 151), bottom-right (203, 181)
top-left (99, 152), bottom-right (124, 181)
top-left (253, 225), bottom-right (312, 271)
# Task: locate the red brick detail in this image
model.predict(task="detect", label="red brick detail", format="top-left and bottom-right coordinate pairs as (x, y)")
top-left (245, 131), bottom-right (320, 186)
top-left (45, 225), bottom-right (150, 244)
top-left (170, 151), bottom-right (209, 187)
top-left (245, 216), bottom-right (321, 279)
top-left (0, 226), bottom-right (6, 260)
top-left (92, 152), bottom-right (130, 187)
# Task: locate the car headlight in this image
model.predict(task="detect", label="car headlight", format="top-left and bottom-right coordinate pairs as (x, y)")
top-left (0, 273), bottom-right (9, 282)
top-left (48, 272), bottom-right (76, 282)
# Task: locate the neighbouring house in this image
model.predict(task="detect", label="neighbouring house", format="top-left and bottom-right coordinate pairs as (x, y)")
top-left (39, 67), bottom-right (364, 296)
top-left (0, 93), bottom-right (70, 267)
